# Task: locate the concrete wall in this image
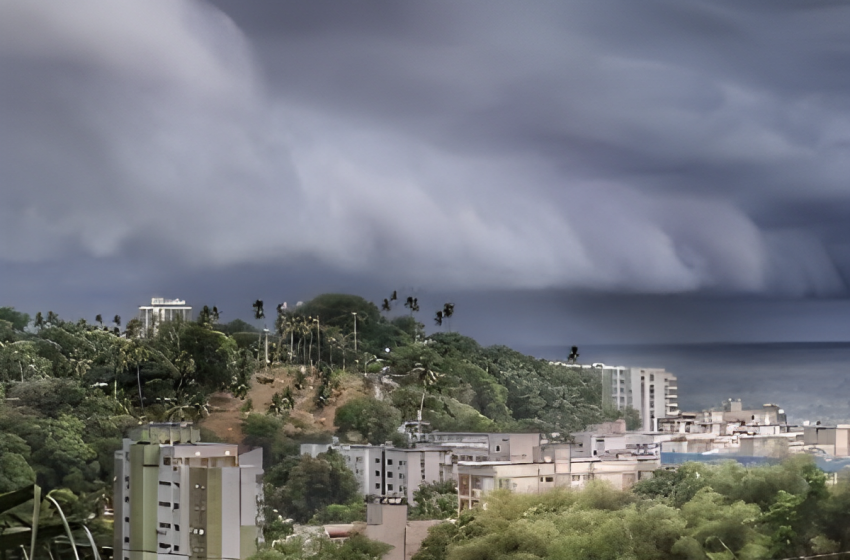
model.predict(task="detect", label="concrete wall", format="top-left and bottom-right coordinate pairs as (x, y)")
top-left (365, 504), bottom-right (408, 560)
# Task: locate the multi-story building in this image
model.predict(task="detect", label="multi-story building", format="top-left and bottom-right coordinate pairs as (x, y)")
top-left (554, 363), bottom-right (679, 431)
top-left (307, 443), bottom-right (451, 506)
top-left (455, 440), bottom-right (658, 511)
top-left (114, 423), bottom-right (264, 560)
top-left (138, 298), bottom-right (193, 337)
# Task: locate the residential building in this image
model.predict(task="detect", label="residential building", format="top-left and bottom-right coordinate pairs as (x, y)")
top-left (803, 425), bottom-right (850, 457)
top-left (423, 432), bottom-right (543, 463)
top-left (114, 423), bottom-right (264, 560)
top-left (552, 363), bottom-right (679, 431)
top-left (301, 442), bottom-right (451, 506)
top-left (456, 441), bottom-right (657, 511)
top-left (138, 298), bottom-right (192, 337)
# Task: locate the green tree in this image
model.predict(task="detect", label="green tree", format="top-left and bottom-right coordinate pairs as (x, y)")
top-left (0, 307), bottom-right (30, 331)
top-left (410, 480), bottom-right (458, 520)
top-left (270, 451), bottom-right (359, 523)
top-left (334, 397), bottom-right (402, 444)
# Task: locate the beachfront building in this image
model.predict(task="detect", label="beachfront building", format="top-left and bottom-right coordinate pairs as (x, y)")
top-left (552, 363), bottom-right (679, 431)
top-left (114, 423), bottom-right (264, 560)
top-left (138, 298), bottom-right (192, 337)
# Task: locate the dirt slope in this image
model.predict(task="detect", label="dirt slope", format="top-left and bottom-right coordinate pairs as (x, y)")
top-left (199, 365), bottom-right (369, 444)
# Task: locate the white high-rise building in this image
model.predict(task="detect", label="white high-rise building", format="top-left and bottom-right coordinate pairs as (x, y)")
top-left (114, 423), bottom-right (264, 560)
top-left (138, 298), bottom-right (192, 337)
top-left (598, 365), bottom-right (678, 431)
top-left (552, 362), bottom-right (679, 431)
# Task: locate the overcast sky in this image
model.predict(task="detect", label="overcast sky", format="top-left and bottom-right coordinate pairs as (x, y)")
top-left (3, 0), bottom-right (850, 346)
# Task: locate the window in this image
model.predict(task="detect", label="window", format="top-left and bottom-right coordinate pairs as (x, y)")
top-left (163, 458), bottom-right (171, 466)
top-left (387, 484), bottom-right (393, 491)
top-left (387, 459), bottom-right (393, 465)
top-left (387, 472), bottom-right (393, 478)
top-left (375, 458), bottom-right (380, 464)
top-left (124, 497), bottom-right (129, 503)
top-left (375, 471), bottom-right (381, 477)
top-left (572, 475), bottom-right (581, 482)
top-left (495, 445), bottom-right (501, 452)
top-left (159, 481), bottom-right (171, 486)
top-left (124, 537), bottom-right (130, 543)
top-left (174, 503), bottom-right (179, 509)
top-left (174, 547), bottom-right (180, 552)
top-left (545, 477), bottom-right (553, 482)
top-left (158, 501), bottom-right (171, 507)
top-left (399, 474), bottom-right (404, 479)
top-left (375, 483), bottom-right (380, 489)
top-left (159, 523), bottom-right (171, 529)
top-left (125, 517), bottom-right (129, 523)
top-left (175, 525), bottom-right (180, 531)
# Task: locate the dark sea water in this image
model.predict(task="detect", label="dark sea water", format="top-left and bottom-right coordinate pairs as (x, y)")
top-left (521, 343), bottom-right (850, 425)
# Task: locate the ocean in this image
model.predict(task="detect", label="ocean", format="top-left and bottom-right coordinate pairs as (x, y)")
top-left (521, 342), bottom-right (850, 425)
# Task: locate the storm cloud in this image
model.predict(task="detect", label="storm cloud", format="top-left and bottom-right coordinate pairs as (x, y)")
top-left (3, 0), bottom-right (850, 339)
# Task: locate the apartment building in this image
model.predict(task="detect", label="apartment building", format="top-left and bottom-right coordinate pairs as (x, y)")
top-left (114, 423), bottom-right (264, 560)
top-left (301, 442), bottom-right (450, 505)
top-left (138, 298), bottom-right (193, 337)
top-left (456, 441), bottom-right (658, 511)
top-left (552, 362), bottom-right (679, 431)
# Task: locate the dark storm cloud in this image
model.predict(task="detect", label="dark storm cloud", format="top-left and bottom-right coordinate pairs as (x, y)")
top-left (3, 0), bottom-right (850, 316)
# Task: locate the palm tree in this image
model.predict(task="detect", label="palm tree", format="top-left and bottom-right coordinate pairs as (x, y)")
top-left (381, 299), bottom-right (391, 313)
top-left (95, 314), bottom-right (103, 327)
top-left (442, 302), bottom-right (454, 331)
top-left (434, 310), bottom-right (443, 327)
top-left (114, 315), bottom-right (121, 328)
top-left (253, 300), bottom-right (265, 361)
top-left (567, 346), bottom-right (579, 364)
top-left (253, 300), bottom-right (265, 320)
top-left (33, 312), bottom-right (44, 331)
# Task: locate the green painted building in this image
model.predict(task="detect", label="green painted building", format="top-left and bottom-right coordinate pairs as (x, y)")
top-left (114, 423), bottom-right (263, 560)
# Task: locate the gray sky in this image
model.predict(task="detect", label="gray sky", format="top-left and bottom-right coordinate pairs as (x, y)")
top-left (3, 0), bottom-right (850, 345)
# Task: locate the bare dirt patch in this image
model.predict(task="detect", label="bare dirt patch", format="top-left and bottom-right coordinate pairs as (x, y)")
top-left (199, 366), bottom-right (371, 444)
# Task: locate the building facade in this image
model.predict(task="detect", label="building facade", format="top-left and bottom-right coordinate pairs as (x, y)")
top-left (302, 443), bottom-right (450, 505)
top-left (114, 423), bottom-right (264, 560)
top-left (138, 298), bottom-right (193, 337)
top-left (595, 364), bottom-right (679, 431)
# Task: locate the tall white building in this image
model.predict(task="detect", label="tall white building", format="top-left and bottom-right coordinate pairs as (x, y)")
top-left (552, 363), bottom-right (679, 431)
top-left (598, 365), bottom-right (678, 431)
top-left (138, 298), bottom-right (192, 337)
top-left (114, 423), bottom-right (264, 560)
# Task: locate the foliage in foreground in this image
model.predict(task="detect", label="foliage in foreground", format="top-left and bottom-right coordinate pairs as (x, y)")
top-left (415, 457), bottom-right (850, 560)
top-left (250, 534), bottom-right (391, 560)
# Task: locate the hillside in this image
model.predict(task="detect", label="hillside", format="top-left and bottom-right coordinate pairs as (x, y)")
top-left (0, 294), bottom-right (616, 549)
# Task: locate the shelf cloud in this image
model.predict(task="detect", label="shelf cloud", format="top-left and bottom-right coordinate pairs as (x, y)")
top-left (3, 0), bottom-right (850, 331)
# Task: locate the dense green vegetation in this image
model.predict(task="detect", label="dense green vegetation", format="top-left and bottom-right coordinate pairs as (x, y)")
top-left (0, 295), bottom-right (646, 558)
top-left (415, 457), bottom-right (850, 560)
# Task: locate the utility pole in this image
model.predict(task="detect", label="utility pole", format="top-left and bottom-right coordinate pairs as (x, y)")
top-left (263, 329), bottom-right (269, 369)
top-left (351, 312), bottom-right (358, 371)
